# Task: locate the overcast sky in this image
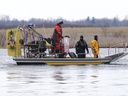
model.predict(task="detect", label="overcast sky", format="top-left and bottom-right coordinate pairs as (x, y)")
top-left (0, 0), bottom-right (128, 20)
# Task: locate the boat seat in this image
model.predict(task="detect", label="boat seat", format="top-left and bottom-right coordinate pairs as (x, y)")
top-left (68, 52), bottom-right (77, 58)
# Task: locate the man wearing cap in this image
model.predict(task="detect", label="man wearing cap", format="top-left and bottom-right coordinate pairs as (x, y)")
top-left (52, 21), bottom-right (63, 53)
top-left (75, 35), bottom-right (89, 58)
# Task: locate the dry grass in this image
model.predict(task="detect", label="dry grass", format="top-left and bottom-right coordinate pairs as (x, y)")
top-left (1, 27), bottom-right (128, 48)
top-left (36, 27), bottom-right (128, 47)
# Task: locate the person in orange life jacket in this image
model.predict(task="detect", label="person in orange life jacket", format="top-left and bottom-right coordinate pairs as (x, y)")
top-left (52, 21), bottom-right (63, 53)
top-left (75, 35), bottom-right (89, 58)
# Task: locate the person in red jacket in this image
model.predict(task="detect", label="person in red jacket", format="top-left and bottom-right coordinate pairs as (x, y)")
top-left (52, 21), bottom-right (63, 53)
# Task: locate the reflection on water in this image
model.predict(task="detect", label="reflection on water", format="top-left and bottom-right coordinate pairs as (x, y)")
top-left (1, 65), bottom-right (128, 96)
top-left (0, 49), bottom-right (128, 96)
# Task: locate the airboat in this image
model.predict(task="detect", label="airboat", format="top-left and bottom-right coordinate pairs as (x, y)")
top-left (6, 24), bottom-right (128, 65)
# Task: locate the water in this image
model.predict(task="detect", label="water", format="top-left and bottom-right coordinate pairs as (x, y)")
top-left (0, 49), bottom-right (128, 96)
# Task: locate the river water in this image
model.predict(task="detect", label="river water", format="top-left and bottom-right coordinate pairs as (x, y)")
top-left (0, 49), bottom-right (128, 96)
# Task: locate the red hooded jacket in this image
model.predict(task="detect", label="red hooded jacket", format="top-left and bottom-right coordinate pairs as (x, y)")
top-left (52, 23), bottom-right (63, 50)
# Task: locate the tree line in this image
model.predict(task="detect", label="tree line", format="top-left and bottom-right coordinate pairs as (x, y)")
top-left (0, 15), bottom-right (128, 29)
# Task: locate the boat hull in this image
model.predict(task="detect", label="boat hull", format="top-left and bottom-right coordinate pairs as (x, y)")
top-left (14, 57), bottom-right (110, 65)
top-left (13, 52), bottom-right (128, 65)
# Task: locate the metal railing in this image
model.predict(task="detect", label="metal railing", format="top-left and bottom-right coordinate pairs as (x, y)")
top-left (107, 42), bottom-right (127, 56)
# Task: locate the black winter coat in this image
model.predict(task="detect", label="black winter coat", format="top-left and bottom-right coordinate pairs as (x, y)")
top-left (75, 40), bottom-right (89, 54)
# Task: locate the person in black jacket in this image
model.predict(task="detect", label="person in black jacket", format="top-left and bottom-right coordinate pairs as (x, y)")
top-left (75, 35), bottom-right (89, 58)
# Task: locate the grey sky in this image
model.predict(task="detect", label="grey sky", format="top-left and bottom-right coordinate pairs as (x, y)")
top-left (0, 0), bottom-right (128, 20)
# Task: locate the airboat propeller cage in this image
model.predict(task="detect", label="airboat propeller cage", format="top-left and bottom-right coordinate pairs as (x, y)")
top-left (6, 29), bottom-right (21, 57)
top-left (63, 36), bottom-right (70, 53)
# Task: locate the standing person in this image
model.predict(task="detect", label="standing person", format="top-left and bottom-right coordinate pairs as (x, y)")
top-left (90, 35), bottom-right (99, 58)
top-left (75, 35), bottom-right (89, 58)
top-left (52, 20), bottom-right (63, 53)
